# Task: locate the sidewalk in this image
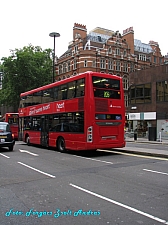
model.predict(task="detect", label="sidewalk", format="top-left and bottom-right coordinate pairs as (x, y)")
top-left (126, 136), bottom-right (168, 145)
top-left (116, 136), bottom-right (168, 159)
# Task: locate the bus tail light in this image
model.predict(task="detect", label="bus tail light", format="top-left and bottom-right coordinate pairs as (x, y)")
top-left (12, 134), bottom-right (15, 139)
top-left (87, 126), bottom-right (93, 142)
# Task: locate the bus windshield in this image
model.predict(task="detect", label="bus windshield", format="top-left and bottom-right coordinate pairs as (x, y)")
top-left (92, 76), bottom-right (120, 99)
top-left (8, 116), bottom-right (19, 125)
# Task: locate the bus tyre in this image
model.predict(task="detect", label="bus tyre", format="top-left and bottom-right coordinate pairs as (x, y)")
top-left (9, 145), bottom-right (14, 151)
top-left (26, 136), bottom-right (30, 146)
top-left (57, 137), bottom-right (66, 153)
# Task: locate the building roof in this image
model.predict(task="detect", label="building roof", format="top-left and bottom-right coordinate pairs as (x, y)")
top-left (89, 27), bottom-right (114, 36)
top-left (87, 31), bottom-right (111, 43)
top-left (134, 39), bottom-right (153, 53)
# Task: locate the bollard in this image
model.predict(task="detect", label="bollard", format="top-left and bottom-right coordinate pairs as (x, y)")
top-left (134, 132), bottom-right (137, 141)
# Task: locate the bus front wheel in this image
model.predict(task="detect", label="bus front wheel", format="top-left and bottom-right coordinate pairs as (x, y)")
top-left (57, 137), bottom-right (66, 153)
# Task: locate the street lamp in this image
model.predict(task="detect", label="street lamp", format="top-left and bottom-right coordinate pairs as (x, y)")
top-left (49, 32), bottom-right (60, 82)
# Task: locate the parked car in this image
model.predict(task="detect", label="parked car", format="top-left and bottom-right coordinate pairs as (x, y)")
top-left (0, 122), bottom-right (15, 151)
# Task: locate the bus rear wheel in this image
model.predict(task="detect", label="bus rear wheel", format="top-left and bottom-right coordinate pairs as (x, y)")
top-left (26, 136), bottom-right (30, 146)
top-left (57, 137), bottom-right (66, 153)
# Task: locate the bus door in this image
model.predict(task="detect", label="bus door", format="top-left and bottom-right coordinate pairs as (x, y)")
top-left (40, 115), bottom-right (49, 147)
top-left (19, 117), bottom-right (24, 141)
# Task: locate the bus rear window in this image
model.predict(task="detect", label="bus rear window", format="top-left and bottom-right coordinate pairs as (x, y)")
top-left (92, 76), bottom-right (120, 99)
top-left (8, 117), bottom-right (19, 124)
top-left (95, 114), bottom-right (122, 120)
top-left (92, 76), bottom-right (120, 90)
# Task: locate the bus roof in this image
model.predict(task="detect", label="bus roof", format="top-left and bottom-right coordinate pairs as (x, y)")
top-left (20, 71), bottom-right (122, 97)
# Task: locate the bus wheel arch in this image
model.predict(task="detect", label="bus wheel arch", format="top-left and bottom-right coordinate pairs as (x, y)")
top-left (57, 136), bottom-right (66, 153)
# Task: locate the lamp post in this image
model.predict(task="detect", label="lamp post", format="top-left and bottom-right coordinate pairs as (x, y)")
top-left (49, 32), bottom-right (60, 82)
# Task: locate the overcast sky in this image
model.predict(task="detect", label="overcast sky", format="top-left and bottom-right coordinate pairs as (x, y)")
top-left (0, 0), bottom-right (167, 61)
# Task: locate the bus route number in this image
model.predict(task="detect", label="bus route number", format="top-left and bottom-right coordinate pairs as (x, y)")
top-left (104, 91), bottom-right (110, 98)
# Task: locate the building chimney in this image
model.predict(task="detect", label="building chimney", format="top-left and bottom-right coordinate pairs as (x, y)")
top-left (73, 23), bottom-right (87, 40)
top-left (122, 27), bottom-right (134, 54)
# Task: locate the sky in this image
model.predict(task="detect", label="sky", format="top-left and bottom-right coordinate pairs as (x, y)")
top-left (0, 0), bottom-right (167, 61)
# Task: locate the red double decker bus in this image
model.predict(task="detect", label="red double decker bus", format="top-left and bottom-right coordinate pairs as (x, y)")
top-left (18, 71), bottom-right (125, 152)
top-left (1, 113), bottom-right (19, 140)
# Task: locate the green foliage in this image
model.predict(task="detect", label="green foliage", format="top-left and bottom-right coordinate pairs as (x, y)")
top-left (0, 45), bottom-right (52, 110)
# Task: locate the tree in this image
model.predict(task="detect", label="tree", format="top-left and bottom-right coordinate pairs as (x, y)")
top-left (0, 45), bottom-right (53, 111)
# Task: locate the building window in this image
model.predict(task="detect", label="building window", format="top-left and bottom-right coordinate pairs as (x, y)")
top-left (116, 61), bottom-right (120, 71)
top-left (73, 59), bottom-right (77, 70)
top-left (108, 47), bottom-right (112, 54)
top-left (115, 48), bottom-right (120, 56)
top-left (136, 85), bottom-right (144, 104)
top-left (130, 63), bottom-right (134, 72)
top-left (67, 61), bottom-right (71, 72)
top-left (92, 60), bottom-right (96, 67)
top-left (139, 54), bottom-right (146, 61)
top-left (108, 60), bottom-right (113, 70)
top-left (130, 83), bottom-right (151, 104)
top-left (123, 63), bottom-right (128, 72)
top-left (63, 63), bottom-right (66, 73)
top-left (74, 45), bottom-right (78, 53)
top-left (63, 75), bottom-right (66, 79)
top-left (144, 83), bottom-right (151, 103)
top-left (123, 50), bottom-right (127, 57)
top-left (123, 76), bottom-right (128, 90)
top-left (156, 81), bottom-right (168, 101)
top-left (59, 65), bottom-right (62, 75)
top-left (124, 94), bottom-right (128, 107)
top-left (84, 60), bottom-right (87, 67)
top-left (100, 58), bottom-right (106, 69)
top-left (154, 56), bottom-right (156, 63)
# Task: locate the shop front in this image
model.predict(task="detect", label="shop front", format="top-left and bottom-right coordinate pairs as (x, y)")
top-left (128, 112), bottom-right (156, 138)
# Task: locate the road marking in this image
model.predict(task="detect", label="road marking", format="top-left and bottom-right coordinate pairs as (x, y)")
top-left (17, 162), bottom-right (55, 178)
top-left (19, 149), bottom-right (39, 156)
top-left (0, 153), bottom-right (10, 158)
top-left (73, 155), bottom-right (113, 164)
top-left (70, 183), bottom-right (168, 224)
top-left (143, 169), bottom-right (168, 176)
top-left (98, 149), bottom-right (168, 161)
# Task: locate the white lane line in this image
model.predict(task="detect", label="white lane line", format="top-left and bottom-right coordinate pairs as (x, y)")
top-left (143, 169), bottom-right (168, 176)
top-left (73, 155), bottom-right (113, 164)
top-left (70, 183), bottom-right (168, 224)
top-left (19, 149), bottom-right (39, 156)
top-left (17, 162), bottom-right (55, 178)
top-left (98, 149), bottom-right (168, 161)
top-left (0, 153), bottom-right (10, 158)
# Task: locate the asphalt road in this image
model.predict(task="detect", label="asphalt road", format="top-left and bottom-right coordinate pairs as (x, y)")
top-left (0, 142), bottom-right (168, 225)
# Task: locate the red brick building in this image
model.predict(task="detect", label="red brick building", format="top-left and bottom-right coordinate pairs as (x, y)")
top-left (55, 23), bottom-right (164, 109)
